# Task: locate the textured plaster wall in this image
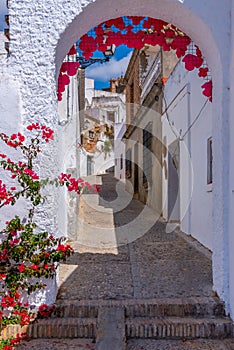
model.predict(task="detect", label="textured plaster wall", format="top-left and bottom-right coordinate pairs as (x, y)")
top-left (3, 0), bottom-right (233, 315)
top-left (163, 62), bottom-right (213, 250)
top-left (57, 71), bottom-right (81, 240)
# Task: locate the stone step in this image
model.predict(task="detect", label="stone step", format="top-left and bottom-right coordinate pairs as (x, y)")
top-left (125, 316), bottom-right (234, 340)
top-left (126, 338), bottom-right (234, 350)
top-left (16, 338), bottom-right (96, 350)
top-left (1, 318), bottom-right (97, 340)
top-left (96, 307), bottom-right (125, 350)
top-left (54, 297), bottom-right (225, 319)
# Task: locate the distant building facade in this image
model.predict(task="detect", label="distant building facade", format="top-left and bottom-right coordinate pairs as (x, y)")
top-left (80, 78), bottom-right (125, 177)
top-left (123, 46), bottom-right (178, 216)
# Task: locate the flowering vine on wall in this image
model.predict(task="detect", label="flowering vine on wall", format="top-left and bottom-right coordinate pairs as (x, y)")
top-left (0, 123), bottom-right (100, 349)
top-left (57, 16), bottom-right (212, 102)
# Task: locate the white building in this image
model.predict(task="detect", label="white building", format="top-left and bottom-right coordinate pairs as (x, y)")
top-left (80, 78), bottom-right (126, 177)
top-left (57, 55), bottom-right (81, 241)
top-left (162, 61), bottom-right (212, 250)
top-left (2, 0), bottom-right (234, 317)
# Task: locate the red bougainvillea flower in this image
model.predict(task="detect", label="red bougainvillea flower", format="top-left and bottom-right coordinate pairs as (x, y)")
top-left (10, 238), bottom-right (20, 246)
top-left (171, 35), bottom-right (191, 58)
top-left (79, 34), bottom-right (97, 55)
top-left (66, 62), bottom-right (80, 76)
top-left (30, 264), bottom-right (39, 270)
top-left (201, 80), bottom-right (212, 101)
top-left (56, 244), bottom-right (71, 252)
top-left (0, 180), bottom-right (13, 205)
top-left (143, 18), bottom-right (167, 31)
top-left (182, 53), bottom-right (203, 71)
top-left (68, 45), bottom-right (77, 56)
top-left (41, 125), bottom-right (54, 142)
top-left (2, 345), bottom-right (13, 350)
top-left (105, 17), bottom-right (125, 31)
top-left (57, 92), bottom-right (62, 101)
top-left (164, 28), bottom-right (175, 39)
top-left (198, 67), bottom-right (208, 77)
top-left (18, 264), bottom-right (26, 273)
top-left (127, 16), bottom-right (142, 26)
top-left (10, 333), bottom-right (23, 345)
top-left (38, 303), bottom-right (55, 318)
top-left (24, 168), bottom-right (39, 180)
top-left (58, 73), bottom-right (70, 93)
top-left (1, 295), bottom-right (17, 308)
top-left (27, 123), bottom-right (40, 131)
top-left (0, 132), bottom-right (25, 148)
top-left (0, 274), bottom-right (6, 281)
top-left (27, 123), bottom-right (54, 142)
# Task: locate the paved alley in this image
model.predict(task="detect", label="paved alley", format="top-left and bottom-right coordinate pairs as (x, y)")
top-left (57, 173), bottom-right (213, 302)
top-left (17, 174), bottom-right (234, 350)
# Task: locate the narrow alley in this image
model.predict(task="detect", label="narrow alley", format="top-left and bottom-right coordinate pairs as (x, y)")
top-left (17, 174), bottom-right (234, 349)
top-left (57, 173), bottom-right (213, 302)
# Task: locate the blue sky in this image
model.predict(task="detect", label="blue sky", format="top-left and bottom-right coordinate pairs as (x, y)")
top-left (0, 2), bottom-right (7, 30)
top-left (86, 45), bottom-right (132, 89)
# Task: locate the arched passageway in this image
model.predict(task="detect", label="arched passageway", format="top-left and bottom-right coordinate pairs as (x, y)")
top-left (6, 0), bottom-right (232, 319)
top-left (53, 5), bottom-right (230, 320)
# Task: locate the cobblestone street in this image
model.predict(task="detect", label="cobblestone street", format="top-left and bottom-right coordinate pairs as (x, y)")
top-left (17, 174), bottom-right (234, 349)
top-left (57, 174), bottom-right (213, 302)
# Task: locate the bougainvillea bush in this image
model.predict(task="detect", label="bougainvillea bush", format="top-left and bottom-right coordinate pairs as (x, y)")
top-left (58, 16), bottom-right (212, 102)
top-left (0, 123), bottom-right (99, 349)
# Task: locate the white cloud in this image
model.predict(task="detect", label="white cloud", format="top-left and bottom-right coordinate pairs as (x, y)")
top-left (86, 52), bottom-right (132, 82)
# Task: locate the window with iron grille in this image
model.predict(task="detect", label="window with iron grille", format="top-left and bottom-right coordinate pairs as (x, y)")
top-left (143, 124), bottom-right (152, 185)
top-left (207, 137), bottom-right (212, 184)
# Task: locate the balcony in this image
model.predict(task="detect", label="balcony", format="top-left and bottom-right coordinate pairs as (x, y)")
top-left (141, 53), bottom-right (161, 103)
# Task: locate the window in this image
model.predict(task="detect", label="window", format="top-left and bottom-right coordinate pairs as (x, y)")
top-left (107, 111), bottom-right (115, 122)
top-left (89, 131), bottom-right (94, 138)
top-left (87, 156), bottom-right (93, 176)
top-left (120, 154), bottom-right (123, 170)
top-left (126, 149), bottom-right (132, 178)
top-left (207, 137), bottom-right (213, 184)
top-left (143, 124), bottom-right (152, 185)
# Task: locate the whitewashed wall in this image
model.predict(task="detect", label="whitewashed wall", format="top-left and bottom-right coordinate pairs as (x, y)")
top-left (163, 62), bottom-right (213, 250)
top-left (57, 70), bottom-right (80, 240)
top-left (2, 0), bottom-right (233, 316)
top-left (114, 122), bottom-right (126, 181)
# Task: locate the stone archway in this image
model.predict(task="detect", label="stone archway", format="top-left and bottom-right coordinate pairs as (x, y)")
top-left (8, 0), bottom-right (232, 316)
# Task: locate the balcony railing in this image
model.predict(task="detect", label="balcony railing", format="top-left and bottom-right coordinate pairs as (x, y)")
top-left (141, 53), bottom-right (161, 103)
